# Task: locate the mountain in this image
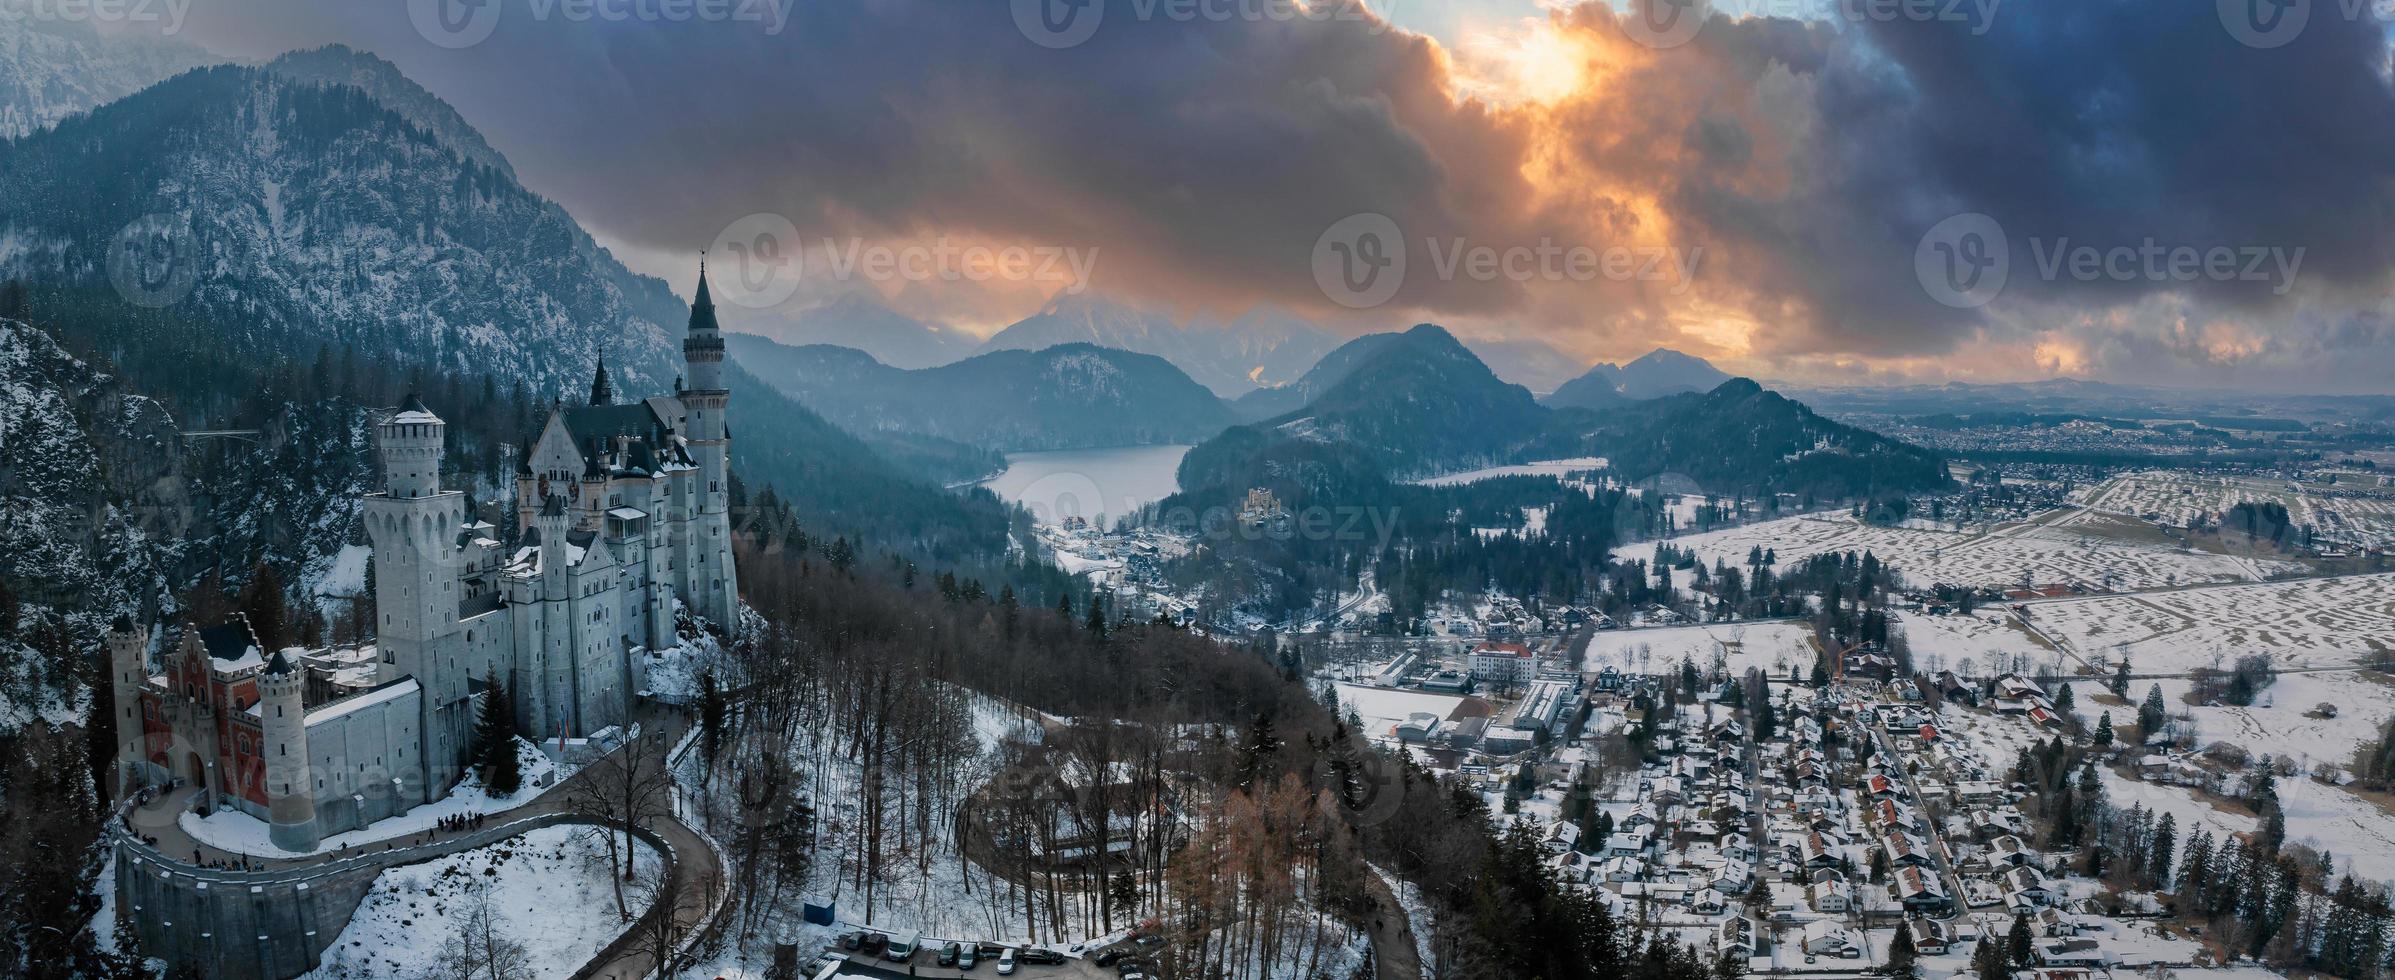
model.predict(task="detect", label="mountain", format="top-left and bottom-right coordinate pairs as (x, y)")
top-left (739, 291), bottom-right (977, 370)
top-left (1545, 348), bottom-right (1734, 406)
top-left (263, 45), bottom-right (514, 178)
top-left (1186, 324), bottom-right (1547, 485)
top-left (1230, 330), bottom-right (1406, 420)
top-left (730, 334), bottom-right (1233, 451)
top-left (980, 295), bottom-right (1336, 398)
top-left (1540, 378), bottom-right (1951, 498)
top-left (0, 17), bottom-right (217, 139)
top-left (1465, 337), bottom-right (1591, 395)
top-left (0, 60), bottom-right (1024, 569)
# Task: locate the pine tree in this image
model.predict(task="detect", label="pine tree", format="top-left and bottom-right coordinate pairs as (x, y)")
top-left (2053, 682), bottom-right (2075, 717)
top-left (472, 670), bottom-right (522, 796)
top-left (1887, 922), bottom-right (1919, 978)
top-left (2112, 657), bottom-right (2132, 697)
top-left (1971, 938), bottom-right (2007, 980)
top-left (2139, 684), bottom-right (2169, 742)
top-left (2007, 912), bottom-right (2036, 966)
top-left (238, 561), bottom-right (292, 651)
top-left (2093, 711), bottom-right (2114, 747)
top-left (2148, 813), bottom-right (2177, 888)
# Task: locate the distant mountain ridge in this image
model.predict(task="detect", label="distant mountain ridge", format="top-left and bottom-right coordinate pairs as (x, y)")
top-left (1546, 348), bottom-right (1734, 407)
top-left (749, 291), bottom-right (979, 370)
top-left (730, 333), bottom-right (1233, 451)
top-left (0, 16), bottom-right (217, 138)
top-left (980, 294), bottom-right (1338, 399)
top-left (1181, 329), bottom-right (1948, 504)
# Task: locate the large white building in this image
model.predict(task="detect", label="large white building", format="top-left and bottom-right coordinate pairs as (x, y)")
top-left (109, 267), bottom-right (742, 852)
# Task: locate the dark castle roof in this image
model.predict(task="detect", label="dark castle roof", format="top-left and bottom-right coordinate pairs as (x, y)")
top-left (198, 614), bottom-right (262, 663)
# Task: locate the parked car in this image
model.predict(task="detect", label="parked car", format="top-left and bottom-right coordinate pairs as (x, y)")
top-left (885, 931), bottom-right (920, 963)
top-left (1021, 948), bottom-right (1067, 965)
top-left (861, 932), bottom-right (888, 957)
top-left (839, 931), bottom-right (862, 951)
top-left (959, 943), bottom-right (980, 970)
top-left (1117, 959), bottom-right (1159, 976)
top-left (997, 947), bottom-right (1018, 975)
top-left (1096, 950), bottom-right (1127, 967)
top-left (939, 942), bottom-right (962, 967)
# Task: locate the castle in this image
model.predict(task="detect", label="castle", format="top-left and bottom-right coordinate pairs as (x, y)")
top-left (107, 267), bottom-right (741, 852)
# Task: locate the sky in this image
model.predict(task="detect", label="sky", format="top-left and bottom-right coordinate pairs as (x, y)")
top-left (161, 0), bottom-right (2395, 393)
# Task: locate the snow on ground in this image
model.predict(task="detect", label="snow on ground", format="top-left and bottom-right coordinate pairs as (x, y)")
top-left (2023, 572), bottom-right (2395, 672)
top-left (181, 738), bottom-right (562, 857)
top-left (1631, 510), bottom-right (2300, 591)
top-left (304, 824), bottom-right (659, 979)
top-left (1411, 457), bottom-right (1607, 487)
top-left (1334, 683), bottom-right (1467, 738)
top-left (2077, 469), bottom-right (2395, 550)
top-left (306, 543), bottom-right (371, 606)
top-left (1938, 697), bottom-right (2395, 886)
top-left (1896, 610), bottom-right (2059, 677)
top-left (1581, 621), bottom-right (1819, 678)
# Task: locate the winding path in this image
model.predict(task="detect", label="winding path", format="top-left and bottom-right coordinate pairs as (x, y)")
top-left (108, 703), bottom-right (727, 980)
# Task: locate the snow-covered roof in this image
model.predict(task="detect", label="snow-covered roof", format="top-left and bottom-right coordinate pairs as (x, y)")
top-left (307, 678), bottom-right (419, 726)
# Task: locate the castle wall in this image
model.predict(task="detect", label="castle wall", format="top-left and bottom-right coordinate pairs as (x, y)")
top-left (115, 844), bottom-right (382, 980)
top-left (301, 682), bottom-right (422, 840)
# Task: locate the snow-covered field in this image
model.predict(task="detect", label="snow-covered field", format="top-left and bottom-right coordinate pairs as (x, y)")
top-left (2023, 573), bottom-right (2395, 672)
top-left (1333, 683), bottom-right (1467, 737)
top-left (1896, 610), bottom-right (2060, 677)
top-left (1581, 621), bottom-right (1819, 678)
top-left (305, 824), bottom-right (659, 979)
top-left (1632, 510), bottom-right (2301, 591)
top-left (1938, 697), bottom-right (2395, 886)
top-left (181, 738), bottom-right (562, 857)
top-left (2078, 470), bottom-right (2395, 549)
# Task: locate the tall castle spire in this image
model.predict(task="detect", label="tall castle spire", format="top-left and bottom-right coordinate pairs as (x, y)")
top-left (588, 352), bottom-right (614, 406)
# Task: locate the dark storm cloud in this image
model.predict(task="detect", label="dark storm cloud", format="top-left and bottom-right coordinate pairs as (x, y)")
top-left (175, 0), bottom-right (2395, 388)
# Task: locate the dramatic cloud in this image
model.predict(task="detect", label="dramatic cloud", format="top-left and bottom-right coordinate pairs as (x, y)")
top-left (173, 0), bottom-right (2395, 391)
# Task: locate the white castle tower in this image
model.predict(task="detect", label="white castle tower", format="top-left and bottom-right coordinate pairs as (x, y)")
top-left (106, 615), bottom-right (148, 798)
top-left (364, 393), bottom-right (469, 798)
top-left (259, 650), bottom-right (318, 852)
top-left (681, 266), bottom-right (738, 627)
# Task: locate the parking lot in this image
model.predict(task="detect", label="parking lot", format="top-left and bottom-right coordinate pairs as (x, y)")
top-left (814, 943), bottom-right (1138, 980)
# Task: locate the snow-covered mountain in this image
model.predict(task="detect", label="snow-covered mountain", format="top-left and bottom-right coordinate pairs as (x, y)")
top-left (744, 291), bottom-right (978, 370)
top-left (0, 59), bottom-right (685, 396)
top-left (262, 44), bottom-right (515, 179)
top-left (1545, 348), bottom-right (1734, 406)
top-left (979, 294), bottom-right (1336, 398)
top-left (0, 17), bottom-right (216, 139)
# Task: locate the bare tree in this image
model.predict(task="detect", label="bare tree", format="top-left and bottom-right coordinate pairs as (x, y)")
top-left (569, 731), bottom-right (674, 918)
top-left (422, 882), bottom-right (532, 980)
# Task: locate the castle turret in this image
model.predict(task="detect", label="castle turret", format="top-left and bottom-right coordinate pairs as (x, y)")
top-left (589, 353), bottom-right (614, 407)
top-left (260, 650), bottom-right (318, 852)
top-left (364, 394), bottom-right (470, 798)
top-left (681, 263), bottom-right (738, 626)
top-left (106, 615), bottom-right (148, 799)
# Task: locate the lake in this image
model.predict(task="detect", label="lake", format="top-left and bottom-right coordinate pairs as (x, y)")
top-left (981, 444), bottom-right (1191, 527)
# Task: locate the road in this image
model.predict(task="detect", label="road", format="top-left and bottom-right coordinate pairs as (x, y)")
top-left (111, 703), bottom-right (725, 980)
top-left (1869, 722), bottom-right (1966, 919)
